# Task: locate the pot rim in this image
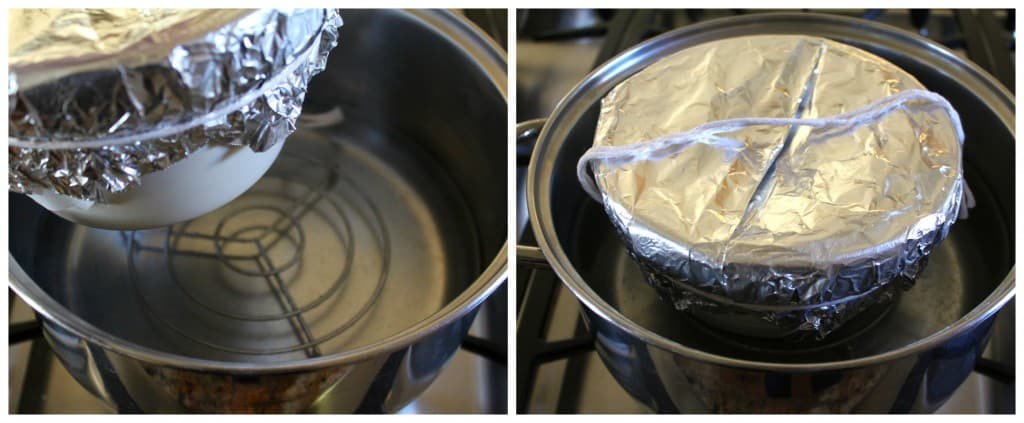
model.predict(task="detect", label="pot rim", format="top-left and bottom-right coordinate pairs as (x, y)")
top-left (528, 12), bottom-right (1015, 373)
top-left (8, 8), bottom-right (509, 374)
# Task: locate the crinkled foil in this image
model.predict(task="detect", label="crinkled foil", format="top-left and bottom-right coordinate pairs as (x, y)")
top-left (591, 35), bottom-right (962, 339)
top-left (8, 9), bottom-right (342, 201)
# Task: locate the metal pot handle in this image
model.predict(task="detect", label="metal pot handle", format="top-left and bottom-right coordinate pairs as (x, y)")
top-left (516, 118), bottom-right (546, 167)
top-left (515, 118), bottom-right (553, 271)
top-left (517, 245), bottom-right (550, 270)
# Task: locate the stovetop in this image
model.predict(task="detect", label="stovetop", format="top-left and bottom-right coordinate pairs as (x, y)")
top-left (516, 8), bottom-right (1015, 414)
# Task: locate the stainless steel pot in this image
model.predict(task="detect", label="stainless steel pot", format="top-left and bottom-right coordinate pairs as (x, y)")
top-left (522, 13), bottom-right (1014, 413)
top-left (8, 9), bottom-right (507, 413)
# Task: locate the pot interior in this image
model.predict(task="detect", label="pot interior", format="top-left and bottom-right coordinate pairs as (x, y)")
top-left (539, 17), bottom-right (1013, 364)
top-left (9, 9), bottom-right (506, 364)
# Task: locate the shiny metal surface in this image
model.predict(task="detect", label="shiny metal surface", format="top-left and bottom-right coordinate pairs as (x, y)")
top-left (526, 13), bottom-right (1013, 412)
top-left (10, 9), bottom-right (247, 90)
top-left (8, 291), bottom-right (507, 413)
top-left (519, 282), bottom-right (1013, 414)
top-left (9, 9), bottom-right (507, 413)
top-left (584, 35), bottom-right (964, 339)
top-left (9, 9), bottom-right (341, 201)
top-left (517, 119), bottom-right (546, 238)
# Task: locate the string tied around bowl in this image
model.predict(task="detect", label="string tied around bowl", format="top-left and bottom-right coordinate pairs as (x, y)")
top-left (577, 89), bottom-right (973, 218)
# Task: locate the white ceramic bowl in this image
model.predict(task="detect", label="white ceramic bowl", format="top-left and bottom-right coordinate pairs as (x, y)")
top-left (29, 141), bottom-right (285, 230)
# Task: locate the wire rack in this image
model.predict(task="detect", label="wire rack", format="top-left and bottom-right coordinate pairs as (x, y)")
top-left (125, 152), bottom-right (390, 358)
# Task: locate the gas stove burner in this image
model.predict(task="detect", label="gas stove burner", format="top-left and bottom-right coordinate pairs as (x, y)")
top-left (126, 151), bottom-right (390, 359)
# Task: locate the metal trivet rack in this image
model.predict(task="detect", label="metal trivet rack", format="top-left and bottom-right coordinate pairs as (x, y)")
top-left (126, 151), bottom-right (390, 359)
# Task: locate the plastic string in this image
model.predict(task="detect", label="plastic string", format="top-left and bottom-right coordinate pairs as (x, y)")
top-left (576, 89), bottom-right (972, 218)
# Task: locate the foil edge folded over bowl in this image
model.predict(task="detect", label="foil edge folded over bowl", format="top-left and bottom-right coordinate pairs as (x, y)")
top-left (8, 9), bottom-right (342, 202)
top-left (10, 9), bottom-right (320, 141)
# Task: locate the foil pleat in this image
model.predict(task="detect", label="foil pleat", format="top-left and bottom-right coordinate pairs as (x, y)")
top-left (590, 35), bottom-right (963, 339)
top-left (8, 9), bottom-right (342, 202)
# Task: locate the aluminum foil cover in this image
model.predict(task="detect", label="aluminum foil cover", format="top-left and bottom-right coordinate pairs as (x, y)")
top-left (591, 35), bottom-right (962, 334)
top-left (8, 9), bottom-right (342, 201)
